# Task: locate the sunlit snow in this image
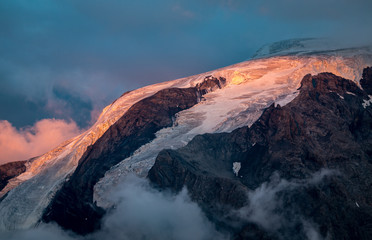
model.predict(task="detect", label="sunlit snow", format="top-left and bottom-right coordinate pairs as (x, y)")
top-left (1, 49), bottom-right (372, 230)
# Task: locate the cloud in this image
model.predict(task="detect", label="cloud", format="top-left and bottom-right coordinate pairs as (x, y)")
top-left (1, 0), bottom-right (371, 130)
top-left (0, 224), bottom-right (77, 240)
top-left (0, 119), bottom-right (82, 164)
top-left (233, 169), bottom-right (337, 240)
top-left (253, 0), bottom-right (372, 46)
top-left (0, 175), bottom-right (227, 240)
top-left (93, 175), bottom-right (226, 240)
top-left (0, 169), bottom-right (342, 240)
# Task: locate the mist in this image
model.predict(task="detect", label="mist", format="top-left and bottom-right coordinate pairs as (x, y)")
top-left (234, 169), bottom-right (338, 240)
top-left (0, 175), bottom-right (226, 240)
top-left (93, 175), bottom-right (226, 240)
top-left (0, 169), bottom-right (340, 240)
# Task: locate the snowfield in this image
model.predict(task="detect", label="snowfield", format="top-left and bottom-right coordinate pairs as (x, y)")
top-left (1, 42), bottom-right (372, 230)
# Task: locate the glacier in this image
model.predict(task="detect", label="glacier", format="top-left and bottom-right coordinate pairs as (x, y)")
top-left (0, 44), bottom-right (372, 231)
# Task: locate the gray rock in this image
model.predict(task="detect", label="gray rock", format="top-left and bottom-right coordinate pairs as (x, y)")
top-left (149, 70), bottom-right (372, 239)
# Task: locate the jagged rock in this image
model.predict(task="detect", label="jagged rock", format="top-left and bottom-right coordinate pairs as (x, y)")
top-left (360, 67), bottom-right (372, 95)
top-left (0, 161), bottom-right (26, 192)
top-left (149, 70), bottom-right (372, 239)
top-left (196, 76), bottom-right (226, 95)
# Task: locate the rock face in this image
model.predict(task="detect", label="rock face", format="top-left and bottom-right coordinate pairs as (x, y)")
top-left (0, 161), bottom-right (26, 192)
top-left (196, 76), bottom-right (226, 95)
top-left (43, 77), bottom-right (225, 234)
top-left (360, 66), bottom-right (372, 95)
top-left (149, 71), bottom-right (372, 239)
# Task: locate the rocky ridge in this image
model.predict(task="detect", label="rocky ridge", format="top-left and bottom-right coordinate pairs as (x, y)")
top-left (149, 69), bottom-right (372, 239)
top-left (0, 161), bottom-right (27, 193)
top-left (0, 50), bottom-right (371, 237)
top-left (42, 77), bottom-right (226, 234)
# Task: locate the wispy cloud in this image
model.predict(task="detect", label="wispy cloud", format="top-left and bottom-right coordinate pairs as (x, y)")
top-left (94, 175), bottom-right (226, 240)
top-left (233, 169), bottom-right (338, 240)
top-left (1, 175), bottom-right (227, 240)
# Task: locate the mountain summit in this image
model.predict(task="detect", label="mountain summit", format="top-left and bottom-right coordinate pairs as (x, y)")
top-left (1, 42), bottom-right (372, 239)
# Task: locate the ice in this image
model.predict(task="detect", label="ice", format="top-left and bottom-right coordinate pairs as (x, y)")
top-left (233, 162), bottom-right (241, 177)
top-left (1, 49), bottom-right (372, 230)
top-left (94, 54), bottom-right (372, 208)
top-left (362, 95), bottom-right (372, 108)
top-left (275, 91), bottom-right (299, 107)
top-left (346, 91), bottom-right (357, 96)
top-left (0, 73), bottom-right (205, 230)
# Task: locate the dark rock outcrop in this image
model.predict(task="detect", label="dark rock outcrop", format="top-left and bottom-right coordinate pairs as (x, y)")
top-left (0, 161), bottom-right (27, 192)
top-left (196, 75), bottom-right (226, 95)
top-left (360, 66), bottom-right (372, 95)
top-left (149, 71), bottom-right (372, 239)
top-left (43, 77), bottom-right (225, 234)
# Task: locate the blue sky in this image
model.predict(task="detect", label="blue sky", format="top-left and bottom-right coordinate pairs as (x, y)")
top-left (1, 0), bottom-right (372, 129)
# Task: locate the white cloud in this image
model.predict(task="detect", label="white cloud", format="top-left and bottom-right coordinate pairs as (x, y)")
top-left (0, 175), bottom-right (227, 240)
top-left (233, 169), bottom-right (337, 240)
top-left (93, 175), bottom-right (226, 240)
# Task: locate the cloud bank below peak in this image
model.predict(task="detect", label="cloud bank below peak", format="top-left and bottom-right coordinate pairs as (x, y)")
top-left (1, 175), bottom-right (227, 240)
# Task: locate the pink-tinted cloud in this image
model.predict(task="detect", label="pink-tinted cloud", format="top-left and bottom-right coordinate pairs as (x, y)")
top-left (0, 119), bottom-right (82, 164)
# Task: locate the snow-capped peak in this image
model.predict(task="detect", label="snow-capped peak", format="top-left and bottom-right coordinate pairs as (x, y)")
top-left (0, 44), bottom-right (372, 231)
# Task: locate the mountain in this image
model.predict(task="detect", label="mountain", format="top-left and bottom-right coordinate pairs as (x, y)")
top-left (0, 41), bottom-right (372, 239)
top-left (149, 70), bottom-right (372, 239)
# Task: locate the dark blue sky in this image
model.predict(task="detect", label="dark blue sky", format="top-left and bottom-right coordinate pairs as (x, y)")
top-left (1, 0), bottom-right (372, 129)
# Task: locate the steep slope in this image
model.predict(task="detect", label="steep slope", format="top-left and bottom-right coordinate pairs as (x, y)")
top-left (149, 70), bottom-right (372, 239)
top-left (42, 78), bottom-right (226, 234)
top-left (0, 71), bottom-right (206, 230)
top-left (361, 66), bottom-right (372, 94)
top-left (0, 46), bottom-right (371, 233)
top-left (94, 55), bottom-right (371, 209)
